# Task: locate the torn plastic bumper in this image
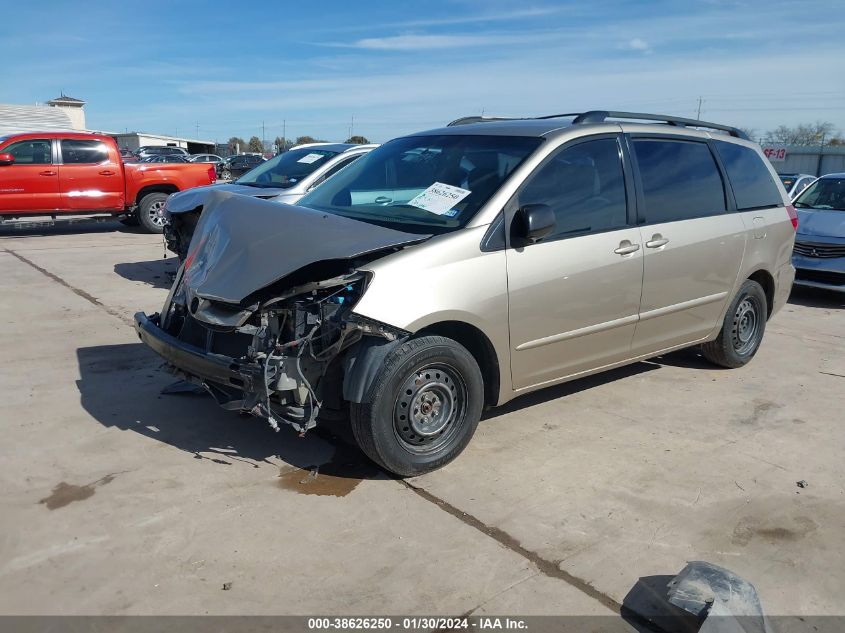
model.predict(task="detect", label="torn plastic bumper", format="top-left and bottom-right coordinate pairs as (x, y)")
top-left (134, 312), bottom-right (263, 395)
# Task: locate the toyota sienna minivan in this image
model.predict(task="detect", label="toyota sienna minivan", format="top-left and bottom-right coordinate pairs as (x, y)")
top-left (135, 110), bottom-right (797, 476)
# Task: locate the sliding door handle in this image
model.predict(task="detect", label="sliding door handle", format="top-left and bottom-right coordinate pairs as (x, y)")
top-left (646, 235), bottom-right (669, 248)
top-left (614, 241), bottom-right (641, 256)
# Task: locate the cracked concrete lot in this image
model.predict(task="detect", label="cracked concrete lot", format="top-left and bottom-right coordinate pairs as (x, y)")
top-left (0, 222), bottom-right (843, 622)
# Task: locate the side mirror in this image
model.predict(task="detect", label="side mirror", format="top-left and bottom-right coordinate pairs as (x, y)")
top-left (515, 204), bottom-right (555, 243)
top-left (0, 153), bottom-right (14, 166)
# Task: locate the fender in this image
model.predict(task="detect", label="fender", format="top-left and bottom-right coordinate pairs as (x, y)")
top-left (342, 336), bottom-right (408, 403)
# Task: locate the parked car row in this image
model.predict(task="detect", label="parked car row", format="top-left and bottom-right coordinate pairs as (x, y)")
top-left (134, 110), bottom-right (801, 477)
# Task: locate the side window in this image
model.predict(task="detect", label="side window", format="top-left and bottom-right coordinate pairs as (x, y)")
top-left (319, 155), bottom-right (360, 183)
top-left (633, 139), bottom-right (726, 223)
top-left (518, 138), bottom-right (628, 239)
top-left (61, 140), bottom-right (110, 164)
top-left (714, 141), bottom-right (783, 210)
top-left (4, 139), bottom-right (52, 164)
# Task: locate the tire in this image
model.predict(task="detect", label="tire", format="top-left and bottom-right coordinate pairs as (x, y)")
top-left (350, 336), bottom-right (484, 477)
top-left (220, 169), bottom-right (232, 181)
top-left (701, 279), bottom-right (767, 368)
top-left (137, 192), bottom-right (169, 234)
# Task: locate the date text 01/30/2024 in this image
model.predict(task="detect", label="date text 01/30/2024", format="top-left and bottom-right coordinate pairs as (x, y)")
top-left (307, 617), bottom-right (528, 630)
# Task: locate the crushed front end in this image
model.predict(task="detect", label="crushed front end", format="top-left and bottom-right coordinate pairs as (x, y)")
top-left (135, 268), bottom-right (401, 432)
top-left (134, 192), bottom-right (424, 433)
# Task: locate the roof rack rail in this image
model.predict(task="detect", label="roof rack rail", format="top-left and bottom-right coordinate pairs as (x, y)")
top-left (447, 115), bottom-right (521, 126)
top-left (446, 110), bottom-right (748, 139)
top-left (540, 110), bottom-right (749, 139)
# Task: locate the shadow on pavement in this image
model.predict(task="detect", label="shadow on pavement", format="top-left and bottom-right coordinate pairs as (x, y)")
top-left (0, 220), bottom-right (143, 238)
top-left (788, 285), bottom-right (844, 309)
top-left (483, 361), bottom-right (660, 421)
top-left (76, 343), bottom-right (381, 490)
top-left (114, 256), bottom-right (178, 289)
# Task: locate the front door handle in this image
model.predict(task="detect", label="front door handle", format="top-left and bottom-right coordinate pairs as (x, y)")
top-left (614, 240), bottom-right (641, 256)
top-left (373, 196), bottom-right (392, 204)
top-left (38, 170), bottom-right (57, 176)
top-left (646, 234), bottom-right (670, 248)
top-left (99, 170), bottom-right (116, 176)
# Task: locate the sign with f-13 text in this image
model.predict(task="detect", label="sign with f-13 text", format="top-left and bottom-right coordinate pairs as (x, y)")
top-left (763, 146), bottom-right (787, 162)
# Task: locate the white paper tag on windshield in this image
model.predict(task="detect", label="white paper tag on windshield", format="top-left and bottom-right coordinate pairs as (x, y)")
top-left (297, 153), bottom-right (323, 164)
top-left (407, 182), bottom-right (471, 216)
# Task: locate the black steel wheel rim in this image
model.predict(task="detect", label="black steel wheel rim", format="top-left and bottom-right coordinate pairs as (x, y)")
top-left (393, 363), bottom-right (467, 455)
top-left (732, 295), bottom-right (761, 355)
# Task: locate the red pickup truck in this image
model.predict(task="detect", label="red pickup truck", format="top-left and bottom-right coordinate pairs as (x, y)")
top-left (0, 132), bottom-right (215, 233)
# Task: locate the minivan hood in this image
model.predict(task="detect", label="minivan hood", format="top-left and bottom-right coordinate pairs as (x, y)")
top-left (167, 183), bottom-right (289, 214)
top-left (183, 190), bottom-right (428, 304)
top-left (796, 208), bottom-right (845, 239)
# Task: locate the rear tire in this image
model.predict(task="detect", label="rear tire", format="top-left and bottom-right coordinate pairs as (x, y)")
top-left (701, 279), bottom-right (767, 368)
top-left (137, 192), bottom-right (169, 234)
top-left (350, 336), bottom-right (484, 477)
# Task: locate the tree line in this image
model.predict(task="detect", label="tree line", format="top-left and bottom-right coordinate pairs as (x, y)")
top-left (226, 135), bottom-right (370, 154)
top-left (752, 121), bottom-right (843, 146)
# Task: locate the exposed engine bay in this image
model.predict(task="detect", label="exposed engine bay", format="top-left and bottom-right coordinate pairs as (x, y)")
top-left (135, 191), bottom-right (427, 433)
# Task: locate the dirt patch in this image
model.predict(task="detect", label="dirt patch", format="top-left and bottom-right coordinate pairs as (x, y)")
top-left (38, 473), bottom-right (118, 510)
top-left (732, 515), bottom-right (817, 546)
top-left (276, 446), bottom-right (380, 497)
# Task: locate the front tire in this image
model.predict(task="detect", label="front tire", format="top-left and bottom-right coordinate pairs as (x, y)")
top-left (137, 192), bottom-right (169, 234)
top-left (350, 336), bottom-right (484, 477)
top-left (701, 279), bottom-right (767, 368)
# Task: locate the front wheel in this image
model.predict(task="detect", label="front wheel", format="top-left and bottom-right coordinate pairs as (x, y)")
top-left (220, 169), bottom-right (232, 181)
top-left (700, 279), bottom-right (768, 368)
top-left (350, 336), bottom-right (484, 477)
top-left (137, 192), bottom-right (169, 234)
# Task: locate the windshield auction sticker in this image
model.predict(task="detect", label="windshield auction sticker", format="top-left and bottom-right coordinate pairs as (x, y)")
top-left (297, 153), bottom-right (324, 164)
top-left (407, 182), bottom-right (471, 216)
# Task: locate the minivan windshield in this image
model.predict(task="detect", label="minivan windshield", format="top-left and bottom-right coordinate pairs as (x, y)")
top-left (298, 135), bottom-right (542, 234)
top-left (237, 148), bottom-right (341, 188)
top-left (794, 177), bottom-right (845, 211)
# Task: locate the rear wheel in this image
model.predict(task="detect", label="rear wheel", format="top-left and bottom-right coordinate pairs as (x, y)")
top-left (220, 168), bottom-right (232, 181)
top-left (137, 192), bottom-right (169, 234)
top-left (350, 336), bottom-right (484, 477)
top-left (701, 279), bottom-right (767, 368)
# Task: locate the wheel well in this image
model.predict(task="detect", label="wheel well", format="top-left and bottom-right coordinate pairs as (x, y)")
top-left (748, 269), bottom-right (775, 318)
top-left (417, 321), bottom-right (500, 408)
top-left (135, 184), bottom-right (178, 207)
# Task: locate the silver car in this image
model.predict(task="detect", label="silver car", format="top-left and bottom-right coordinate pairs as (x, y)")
top-left (135, 110), bottom-right (796, 476)
top-left (163, 143), bottom-right (378, 258)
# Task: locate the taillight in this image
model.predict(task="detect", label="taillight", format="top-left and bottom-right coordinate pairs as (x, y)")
top-left (786, 204), bottom-right (798, 230)
top-left (208, 166), bottom-right (216, 183)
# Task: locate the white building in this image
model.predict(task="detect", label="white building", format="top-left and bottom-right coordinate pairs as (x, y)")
top-left (110, 132), bottom-right (216, 155)
top-left (46, 94), bottom-right (87, 130)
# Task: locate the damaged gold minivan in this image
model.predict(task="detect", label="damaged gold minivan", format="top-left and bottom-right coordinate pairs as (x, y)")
top-left (135, 111), bottom-right (797, 476)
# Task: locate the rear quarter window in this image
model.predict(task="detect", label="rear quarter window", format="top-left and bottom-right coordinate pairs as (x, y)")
top-left (715, 141), bottom-right (783, 210)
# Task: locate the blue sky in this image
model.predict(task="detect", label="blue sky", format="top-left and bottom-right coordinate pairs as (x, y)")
top-left (2, 0), bottom-right (843, 144)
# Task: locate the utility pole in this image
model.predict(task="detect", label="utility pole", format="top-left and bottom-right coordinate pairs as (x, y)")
top-left (696, 97), bottom-right (703, 120)
top-left (195, 121), bottom-right (199, 138)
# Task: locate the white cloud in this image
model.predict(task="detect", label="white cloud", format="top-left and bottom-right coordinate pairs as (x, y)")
top-left (626, 38), bottom-right (651, 52)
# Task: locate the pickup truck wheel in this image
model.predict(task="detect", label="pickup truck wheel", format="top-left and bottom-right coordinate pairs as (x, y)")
top-left (138, 192), bottom-right (169, 234)
top-left (700, 279), bottom-right (767, 368)
top-left (350, 336), bottom-right (483, 477)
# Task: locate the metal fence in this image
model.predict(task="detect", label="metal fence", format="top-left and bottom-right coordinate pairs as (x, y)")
top-left (769, 145), bottom-right (845, 176)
